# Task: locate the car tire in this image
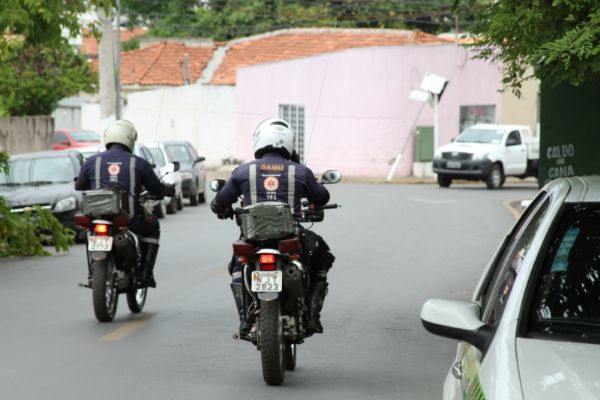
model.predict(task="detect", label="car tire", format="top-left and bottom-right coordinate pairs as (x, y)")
top-left (437, 174), bottom-right (452, 188)
top-left (153, 202), bottom-right (166, 219)
top-left (176, 194), bottom-right (183, 211)
top-left (189, 185), bottom-right (199, 206)
top-left (198, 192), bottom-right (206, 204)
top-left (167, 197), bottom-right (177, 214)
top-left (486, 164), bottom-right (504, 189)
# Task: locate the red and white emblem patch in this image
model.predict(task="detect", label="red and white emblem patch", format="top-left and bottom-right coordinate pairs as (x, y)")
top-left (108, 164), bottom-right (121, 176)
top-left (264, 176), bottom-right (279, 191)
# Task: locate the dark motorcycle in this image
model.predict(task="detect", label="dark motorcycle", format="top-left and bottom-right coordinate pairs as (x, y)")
top-left (75, 162), bottom-right (179, 322)
top-left (210, 169), bottom-right (341, 385)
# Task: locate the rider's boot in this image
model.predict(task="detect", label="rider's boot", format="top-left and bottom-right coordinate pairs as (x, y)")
top-left (231, 282), bottom-right (253, 336)
top-left (142, 243), bottom-right (159, 288)
top-left (306, 281), bottom-right (328, 335)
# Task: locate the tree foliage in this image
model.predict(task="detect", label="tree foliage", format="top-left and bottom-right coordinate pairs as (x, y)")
top-left (122, 0), bottom-right (479, 41)
top-left (468, 0), bottom-right (600, 93)
top-left (0, 0), bottom-right (113, 116)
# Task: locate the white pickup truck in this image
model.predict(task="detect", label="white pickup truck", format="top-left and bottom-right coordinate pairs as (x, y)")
top-left (432, 124), bottom-right (539, 189)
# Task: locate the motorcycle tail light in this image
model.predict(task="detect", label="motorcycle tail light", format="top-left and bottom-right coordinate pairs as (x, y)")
top-left (94, 224), bottom-right (109, 236)
top-left (278, 238), bottom-right (300, 254)
top-left (259, 254), bottom-right (276, 264)
top-left (74, 214), bottom-right (91, 228)
top-left (260, 263), bottom-right (276, 271)
top-left (233, 240), bottom-right (254, 257)
top-left (113, 215), bottom-right (129, 228)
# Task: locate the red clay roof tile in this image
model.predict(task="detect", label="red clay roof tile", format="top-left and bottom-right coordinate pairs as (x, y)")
top-left (210, 28), bottom-right (451, 85)
top-left (81, 27), bottom-right (148, 57)
top-left (91, 42), bottom-right (216, 86)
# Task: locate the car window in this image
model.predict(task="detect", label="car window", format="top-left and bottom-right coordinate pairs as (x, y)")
top-left (70, 130), bottom-right (101, 142)
top-left (148, 148), bottom-right (166, 167)
top-left (482, 195), bottom-right (551, 325)
top-left (30, 157), bottom-right (74, 183)
top-left (4, 159), bottom-right (31, 184)
top-left (507, 131), bottom-right (521, 145)
top-left (53, 132), bottom-right (68, 144)
top-left (528, 203), bottom-right (600, 343)
top-left (166, 145), bottom-right (192, 163)
top-left (140, 148), bottom-right (155, 164)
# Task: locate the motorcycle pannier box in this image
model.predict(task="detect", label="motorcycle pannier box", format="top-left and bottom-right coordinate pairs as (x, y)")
top-left (81, 189), bottom-right (129, 217)
top-left (240, 202), bottom-right (296, 241)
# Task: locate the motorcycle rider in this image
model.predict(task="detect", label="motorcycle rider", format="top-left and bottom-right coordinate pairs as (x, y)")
top-left (211, 118), bottom-right (335, 336)
top-left (75, 119), bottom-right (175, 288)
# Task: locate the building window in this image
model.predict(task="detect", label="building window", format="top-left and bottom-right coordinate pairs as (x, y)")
top-left (459, 105), bottom-right (496, 133)
top-left (279, 104), bottom-right (305, 163)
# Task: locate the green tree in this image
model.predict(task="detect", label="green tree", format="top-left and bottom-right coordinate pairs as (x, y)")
top-left (468, 0), bottom-right (600, 93)
top-left (121, 0), bottom-right (479, 41)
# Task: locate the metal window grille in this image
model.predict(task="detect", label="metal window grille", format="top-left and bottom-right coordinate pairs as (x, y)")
top-left (279, 104), bottom-right (305, 163)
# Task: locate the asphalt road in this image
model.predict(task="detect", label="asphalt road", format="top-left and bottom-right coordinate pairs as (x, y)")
top-left (0, 181), bottom-right (539, 399)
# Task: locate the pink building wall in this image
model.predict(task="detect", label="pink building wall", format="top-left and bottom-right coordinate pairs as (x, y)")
top-left (235, 44), bottom-right (502, 177)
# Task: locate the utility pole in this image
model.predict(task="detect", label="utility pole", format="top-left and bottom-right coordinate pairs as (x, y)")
top-left (98, 7), bottom-right (116, 125)
top-left (114, 0), bottom-right (122, 119)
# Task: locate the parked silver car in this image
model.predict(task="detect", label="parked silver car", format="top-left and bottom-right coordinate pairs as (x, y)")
top-left (145, 142), bottom-right (184, 212)
top-left (159, 140), bottom-right (205, 206)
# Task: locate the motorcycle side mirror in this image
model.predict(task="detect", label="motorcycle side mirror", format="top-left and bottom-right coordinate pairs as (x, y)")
top-left (321, 170), bottom-right (342, 184)
top-left (166, 162), bottom-right (180, 173)
top-left (210, 179), bottom-right (226, 192)
top-left (193, 156), bottom-right (206, 165)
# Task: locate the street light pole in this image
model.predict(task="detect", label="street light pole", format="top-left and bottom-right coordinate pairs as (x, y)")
top-left (114, 0), bottom-right (122, 119)
top-left (433, 93), bottom-right (439, 153)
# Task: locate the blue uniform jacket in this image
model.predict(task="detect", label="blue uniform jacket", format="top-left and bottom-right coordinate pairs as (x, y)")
top-left (76, 144), bottom-right (164, 215)
top-left (213, 153), bottom-right (330, 215)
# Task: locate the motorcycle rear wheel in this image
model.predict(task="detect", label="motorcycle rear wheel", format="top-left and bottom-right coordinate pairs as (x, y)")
top-left (260, 300), bottom-right (285, 385)
top-left (92, 257), bottom-right (118, 322)
top-left (126, 285), bottom-right (147, 313)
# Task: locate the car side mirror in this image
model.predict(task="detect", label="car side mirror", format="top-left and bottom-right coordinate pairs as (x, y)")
top-left (150, 163), bottom-right (157, 169)
top-left (420, 298), bottom-right (493, 354)
top-left (321, 170), bottom-right (342, 184)
top-left (210, 179), bottom-right (226, 192)
top-left (166, 162), bottom-right (180, 173)
top-left (450, 137), bottom-right (456, 142)
top-left (193, 156), bottom-right (206, 165)
top-left (61, 140), bottom-right (70, 146)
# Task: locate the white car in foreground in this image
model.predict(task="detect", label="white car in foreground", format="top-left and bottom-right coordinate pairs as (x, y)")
top-left (422, 176), bottom-right (600, 400)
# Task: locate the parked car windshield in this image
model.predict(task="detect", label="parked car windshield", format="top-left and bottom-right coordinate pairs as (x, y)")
top-left (148, 147), bottom-right (166, 167)
top-left (0, 157), bottom-right (74, 185)
top-left (165, 145), bottom-right (192, 163)
top-left (70, 130), bottom-right (101, 142)
top-left (455, 128), bottom-right (505, 144)
top-left (529, 203), bottom-right (600, 343)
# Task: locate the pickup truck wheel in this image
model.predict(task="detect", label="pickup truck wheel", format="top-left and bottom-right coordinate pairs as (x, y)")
top-left (486, 164), bottom-right (504, 189)
top-left (437, 174), bottom-right (452, 188)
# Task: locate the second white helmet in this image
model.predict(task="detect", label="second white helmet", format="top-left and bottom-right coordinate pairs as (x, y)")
top-left (104, 120), bottom-right (137, 152)
top-left (253, 118), bottom-right (295, 158)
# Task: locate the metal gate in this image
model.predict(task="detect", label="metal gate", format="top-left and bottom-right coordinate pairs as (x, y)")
top-left (52, 97), bottom-right (82, 129)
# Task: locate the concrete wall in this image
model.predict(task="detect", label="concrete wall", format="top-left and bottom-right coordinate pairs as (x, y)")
top-left (82, 84), bottom-right (236, 167)
top-left (0, 116), bottom-right (54, 154)
top-left (235, 44), bottom-right (503, 177)
top-left (501, 69), bottom-right (539, 135)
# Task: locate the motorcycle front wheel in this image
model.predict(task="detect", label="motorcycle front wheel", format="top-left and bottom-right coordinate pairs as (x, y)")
top-left (260, 299), bottom-right (285, 385)
top-left (126, 285), bottom-right (147, 313)
top-left (92, 257), bottom-right (118, 322)
top-left (284, 343), bottom-right (296, 371)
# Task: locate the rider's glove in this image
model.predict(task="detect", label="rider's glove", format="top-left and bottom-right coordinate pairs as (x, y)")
top-left (217, 207), bottom-right (234, 220)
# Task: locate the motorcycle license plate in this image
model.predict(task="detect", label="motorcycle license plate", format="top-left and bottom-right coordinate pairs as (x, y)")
top-left (88, 236), bottom-right (113, 251)
top-left (447, 161), bottom-right (462, 169)
top-left (251, 271), bottom-right (282, 293)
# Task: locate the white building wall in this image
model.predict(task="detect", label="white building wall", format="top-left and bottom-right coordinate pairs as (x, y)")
top-left (82, 84), bottom-right (236, 167)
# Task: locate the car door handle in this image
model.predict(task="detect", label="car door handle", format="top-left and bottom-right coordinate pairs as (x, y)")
top-left (452, 361), bottom-right (463, 379)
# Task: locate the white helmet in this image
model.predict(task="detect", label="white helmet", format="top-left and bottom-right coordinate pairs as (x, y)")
top-left (104, 120), bottom-right (137, 152)
top-left (253, 118), bottom-right (295, 158)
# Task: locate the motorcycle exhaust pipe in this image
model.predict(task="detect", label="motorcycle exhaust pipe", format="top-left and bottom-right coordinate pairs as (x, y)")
top-left (113, 232), bottom-right (136, 264)
top-left (283, 263), bottom-right (305, 299)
